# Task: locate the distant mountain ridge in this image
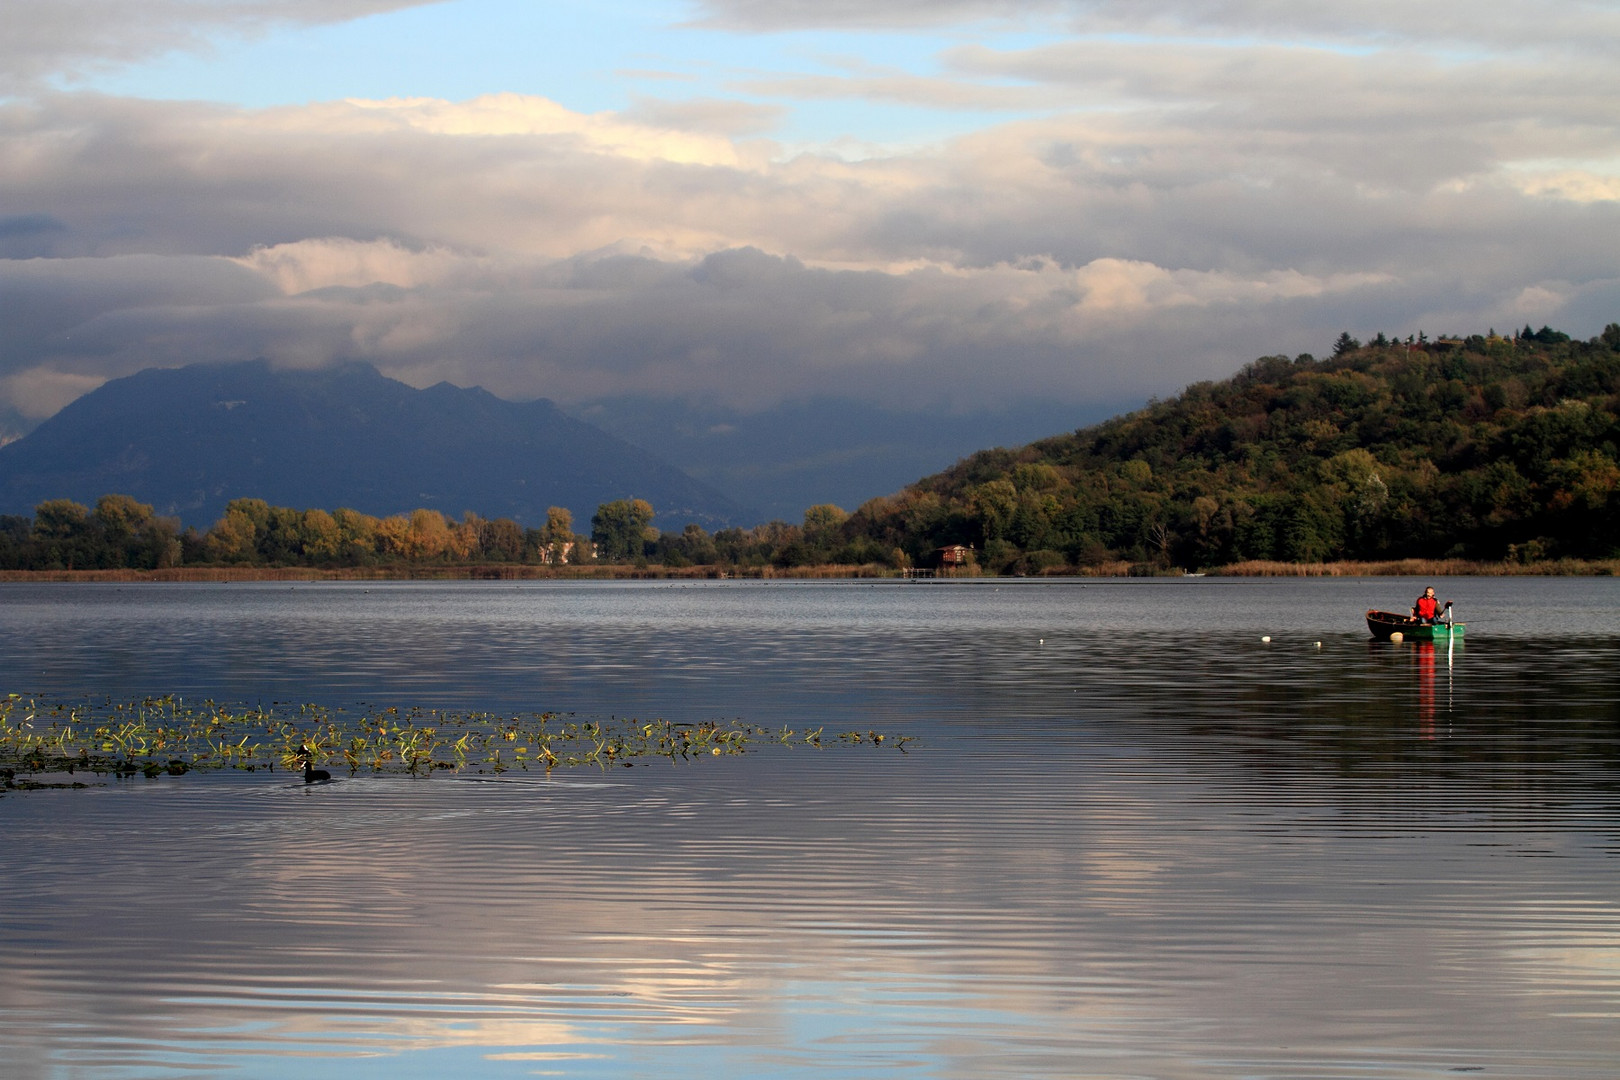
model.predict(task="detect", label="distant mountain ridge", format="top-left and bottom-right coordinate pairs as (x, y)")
top-left (570, 395), bottom-right (1122, 524)
top-left (0, 361), bottom-right (752, 529)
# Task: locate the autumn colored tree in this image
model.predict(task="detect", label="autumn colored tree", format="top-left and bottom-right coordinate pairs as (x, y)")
top-left (542, 506), bottom-right (577, 564)
top-left (373, 514), bottom-right (411, 561)
top-left (300, 509), bottom-right (342, 563)
top-left (402, 509), bottom-right (451, 560)
top-left (206, 499), bottom-right (270, 563)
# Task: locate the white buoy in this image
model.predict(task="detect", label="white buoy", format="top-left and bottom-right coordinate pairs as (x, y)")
top-left (1039, 638), bottom-right (1044, 645)
top-left (1314, 641), bottom-right (1322, 648)
top-left (1389, 631), bottom-right (1403, 643)
top-left (1261, 636), bottom-right (1271, 643)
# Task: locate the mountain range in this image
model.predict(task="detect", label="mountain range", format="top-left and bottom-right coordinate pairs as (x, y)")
top-left (0, 361), bottom-right (751, 530)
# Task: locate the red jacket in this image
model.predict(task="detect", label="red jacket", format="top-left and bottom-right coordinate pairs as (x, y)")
top-left (1414, 595), bottom-right (1441, 619)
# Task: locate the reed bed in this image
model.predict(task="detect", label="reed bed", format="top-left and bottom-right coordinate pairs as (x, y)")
top-left (4, 557), bottom-right (1612, 585)
top-left (0, 694), bottom-right (909, 789)
top-left (0, 562), bottom-right (902, 583)
top-left (1209, 558), bottom-right (1620, 577)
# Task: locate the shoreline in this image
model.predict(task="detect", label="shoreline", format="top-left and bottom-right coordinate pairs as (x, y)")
top-left (1202, 557), bottom-right (1618, 577)
top-left (1, 556), bottom-right (1616, 583)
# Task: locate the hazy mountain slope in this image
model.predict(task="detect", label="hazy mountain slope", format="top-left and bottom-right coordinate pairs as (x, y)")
top-left (572, 395), bottom-right (1127, 523)
top-left (0, 361), bottom-right (751, 529)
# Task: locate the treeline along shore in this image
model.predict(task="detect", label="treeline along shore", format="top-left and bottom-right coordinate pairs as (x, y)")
top-left (4, 558), bottom-right (1618, 584)
top-left (4, 323), bottom-right (1619, 579)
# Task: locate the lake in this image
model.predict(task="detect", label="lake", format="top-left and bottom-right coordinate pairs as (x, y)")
top-left (2, 577), bottom-right (1618, 1079)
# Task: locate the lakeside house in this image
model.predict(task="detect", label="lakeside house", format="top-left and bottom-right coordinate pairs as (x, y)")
top-left (538, 541), bottom-right (576, 565)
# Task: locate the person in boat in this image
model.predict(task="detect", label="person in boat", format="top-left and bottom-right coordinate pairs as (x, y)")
top-left (1410, 586), bottom-right (1450, 624)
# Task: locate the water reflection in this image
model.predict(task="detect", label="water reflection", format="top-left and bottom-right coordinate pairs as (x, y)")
top-left (1405, 638), bottom-right (1461, 740)
top-left (7, 746), bottom-right (1620, 1079)
top-left (2, 578), bottom-right (1619, 1078)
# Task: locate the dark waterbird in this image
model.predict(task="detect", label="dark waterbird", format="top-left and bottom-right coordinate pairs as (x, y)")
top-left (299, 744), bottom-right (332, 785)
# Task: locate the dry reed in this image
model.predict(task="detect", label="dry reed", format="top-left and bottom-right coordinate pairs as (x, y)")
top-left (2, 556), bottom-right (1613, 584)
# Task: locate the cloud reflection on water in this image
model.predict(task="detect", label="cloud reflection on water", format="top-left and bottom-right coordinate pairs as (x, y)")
top-left (1, 578), bottom-right (1619, 1077)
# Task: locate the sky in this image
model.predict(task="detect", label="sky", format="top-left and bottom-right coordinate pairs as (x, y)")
top-left (2, 0), bottom-right (1618, 437)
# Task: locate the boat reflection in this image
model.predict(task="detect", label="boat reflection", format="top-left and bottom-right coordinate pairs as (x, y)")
top-left (1412, 636), bottom-right (1458, 738)
top-left (1416, 642), bottom-right (1436, 738)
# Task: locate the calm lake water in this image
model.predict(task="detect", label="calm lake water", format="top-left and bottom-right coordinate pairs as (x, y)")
top-left (2, 577), bottom-right (1618, 1079)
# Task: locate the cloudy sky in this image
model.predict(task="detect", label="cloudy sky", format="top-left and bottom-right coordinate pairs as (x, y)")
top-left (3, 0), bottom-right (1617, 437)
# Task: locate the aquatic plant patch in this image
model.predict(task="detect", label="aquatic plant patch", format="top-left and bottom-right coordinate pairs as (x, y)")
top-left (0, 694), bottom-right (911, 787)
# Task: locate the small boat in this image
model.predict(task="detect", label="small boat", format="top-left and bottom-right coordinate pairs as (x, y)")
top-left (1366, 609), bottom-right (1465, 641)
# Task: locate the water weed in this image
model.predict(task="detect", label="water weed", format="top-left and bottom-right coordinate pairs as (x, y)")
top-left (0, 694), bottom-right (910, 786)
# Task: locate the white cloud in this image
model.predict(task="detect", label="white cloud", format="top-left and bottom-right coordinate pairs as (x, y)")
top-left (0, 368), bottom-right (107, 419)
top-left (337, 93), bottom-right (757, 167)
top-left (693, 0), bottom-right (1620, 57)
top-left (2, 0), bottom-right (441, 93)
top-left (1069, 259), bottom-right (1388, 317)
top-left (2, 0), bottom-right (1617, 431)
top-left (1510, 170), bottom-right (1620, 204)
top-left (1509, 284), bottom-right (1572, 318)
top-left (235, 237), bottom-right (467, 294)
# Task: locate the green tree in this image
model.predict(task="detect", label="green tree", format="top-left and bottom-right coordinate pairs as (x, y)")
top-left (0, 515), bottom-right (31, 570)
top-left (655, 523), bottom-right (718, 567)
top-left (260, 506), bottom-right (306, 563)
top-left (32, 499), bottom-right (96, 569)
top-left (479, 517), bottom-right (525, 562)
top-left (333, 508), bottom-right (377, 564)
top-left (90, 494), bottom-right (180, 568)
top-left (801, 503), bottom-right (849, 562)
top-left (93, 494), bottom-right (152, 546)
top-left (591, 499), bottom-right (655, 562)
top-left (968, 480), bottom-right (1017, 544)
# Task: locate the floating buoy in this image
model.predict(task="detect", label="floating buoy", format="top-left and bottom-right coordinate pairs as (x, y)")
top-left (1039, 638), bottom-right (1044, 645)
top-left (1261, 636), bottom-right (1271, 643)
top-left (1314, 642), bottom-right (1322, 648)
top-left (1389, 631), bottom-right (1403, 643)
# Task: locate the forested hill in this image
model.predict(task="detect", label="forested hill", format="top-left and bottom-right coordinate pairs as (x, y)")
top-left (850, 326), bottom-right (1620, 571)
